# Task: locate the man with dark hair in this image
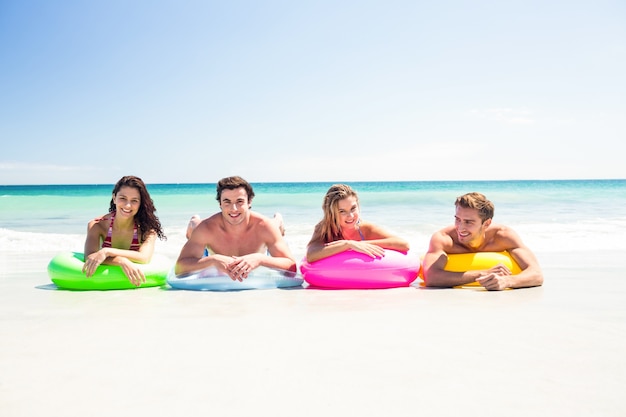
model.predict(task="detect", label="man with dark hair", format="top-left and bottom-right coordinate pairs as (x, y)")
top-left (176, 176), bottom-right (296, 280)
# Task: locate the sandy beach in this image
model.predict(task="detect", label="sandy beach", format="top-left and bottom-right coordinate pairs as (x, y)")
top-left (1, 249), bottom-right (624, 417)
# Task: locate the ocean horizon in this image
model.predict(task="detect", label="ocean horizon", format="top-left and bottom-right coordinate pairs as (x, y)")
top-left (2, 177), bottom-right (624, 187)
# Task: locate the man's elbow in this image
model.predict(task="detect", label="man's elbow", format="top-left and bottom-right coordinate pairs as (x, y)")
top-left (174, 259), bottom-right (187, 276)
top-left (514, 268), bottom-right (543, 288)
top-left (423, 279), bottom-right (437, 287)
top-left (422, 270), bottom-right (445, 288)
top-left (525, 265), bottom-right (544, 287)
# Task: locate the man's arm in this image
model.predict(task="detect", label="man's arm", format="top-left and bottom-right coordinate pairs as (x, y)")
top-left (259, 221), bottom-right (297, 272)
top-left (422, 230), bottom-right (483, 287)
top-left (175, 222), bottom-right (233, 275)
top-left (466, 228), bottom-right (543, 290)
top-left (490, 229), bottom-right (543, 289)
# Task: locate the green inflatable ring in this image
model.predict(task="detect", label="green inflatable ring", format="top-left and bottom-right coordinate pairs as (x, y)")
top-left (48, 251), bottom-right (171, 290)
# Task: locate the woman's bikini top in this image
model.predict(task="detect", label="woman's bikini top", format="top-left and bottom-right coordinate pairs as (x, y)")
top-left (346, 220), bottom-right (366, 240)
top-left (101, 212), bottom-right (141, 251)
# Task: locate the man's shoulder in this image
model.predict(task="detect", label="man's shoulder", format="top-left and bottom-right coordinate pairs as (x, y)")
top-left (427, 226), bottom-right (455, 251)
top-left (432, 225), bottom-right (455, 239)
top-left (198, 213), bottom-right (223, 229)
top-left (249, 210), bottom-right (269, 220)
top-left (490, 223), bottom-right (520, 240)
top-left (248, 211), bottom-right (274, 227)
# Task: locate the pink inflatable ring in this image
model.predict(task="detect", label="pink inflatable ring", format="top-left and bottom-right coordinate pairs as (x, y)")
top-left (300, 250), bottom-right (421, 289)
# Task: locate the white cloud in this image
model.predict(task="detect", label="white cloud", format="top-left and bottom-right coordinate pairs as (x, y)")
top-left (0, 162), bottom-right (111, 184)
top-left (469, 108), bottom-right (535, 125)
top-left (0, 162), bottom-right (84, 172)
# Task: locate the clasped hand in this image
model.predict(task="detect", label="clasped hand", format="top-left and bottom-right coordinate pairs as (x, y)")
top-left (213, 254), bottom-right (261, 281)
top-left (476, 264), bottom-right (511, 291)
top-left (347, 241), bottom-right (386, 258)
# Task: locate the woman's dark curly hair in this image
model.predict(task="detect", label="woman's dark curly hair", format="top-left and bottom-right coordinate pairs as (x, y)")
top-left (109, 176), bottom-right (166, 242)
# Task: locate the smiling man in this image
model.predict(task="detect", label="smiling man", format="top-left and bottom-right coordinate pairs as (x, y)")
top-left (422, 192), bottom-right (543, 290)
top-left (175, 176), bottom-right (297, 280)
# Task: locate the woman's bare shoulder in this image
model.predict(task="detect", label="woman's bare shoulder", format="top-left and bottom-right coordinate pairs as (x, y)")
top-left (88, 213), bottom-right (112, 229)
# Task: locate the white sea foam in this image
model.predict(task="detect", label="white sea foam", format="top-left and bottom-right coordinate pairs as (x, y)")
top-left (2, 215), bottom-right (624, 261)
top-left (0, 228), bottom-right (84, 254)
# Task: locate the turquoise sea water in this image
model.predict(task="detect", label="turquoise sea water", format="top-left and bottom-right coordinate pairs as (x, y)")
top-left (1, 180), bottom-right (625, 260)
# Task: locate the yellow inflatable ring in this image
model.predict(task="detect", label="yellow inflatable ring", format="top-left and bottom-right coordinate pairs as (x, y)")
top-left (445, 251), bottom-right (522, 274)
top-left (421, 251), bottom-right (522, 286)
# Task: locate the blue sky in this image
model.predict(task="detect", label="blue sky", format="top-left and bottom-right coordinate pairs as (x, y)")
top-left (1, 0), bottom-right (624, 185)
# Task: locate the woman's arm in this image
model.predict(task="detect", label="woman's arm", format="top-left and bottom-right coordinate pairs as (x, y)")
top-left (361, 222), bottom-right (410, 253)
top-left (306, 222), bottom-right (406, 262)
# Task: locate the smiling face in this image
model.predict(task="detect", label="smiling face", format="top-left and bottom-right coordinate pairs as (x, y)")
top-left (219, 187), bottom-right (251, 226)
top-left (113, 186), bottom-right (141, 219)
top-left (454, 205), bottom-right (491, 248)
top-left (336, 196), bottom-right (360, 231)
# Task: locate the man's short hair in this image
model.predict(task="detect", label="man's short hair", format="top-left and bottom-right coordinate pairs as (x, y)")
top-left (216, 176), bottom-right (256, 202)
top-left (455, 192), bottom-right (494, 222)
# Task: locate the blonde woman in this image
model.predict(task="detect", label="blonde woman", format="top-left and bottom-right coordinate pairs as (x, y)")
top-left (306, 184), bottom-right (409, 263)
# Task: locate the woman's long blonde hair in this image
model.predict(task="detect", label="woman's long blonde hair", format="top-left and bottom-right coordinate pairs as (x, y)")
top-left (312, 184), bottom-right (359, 244)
